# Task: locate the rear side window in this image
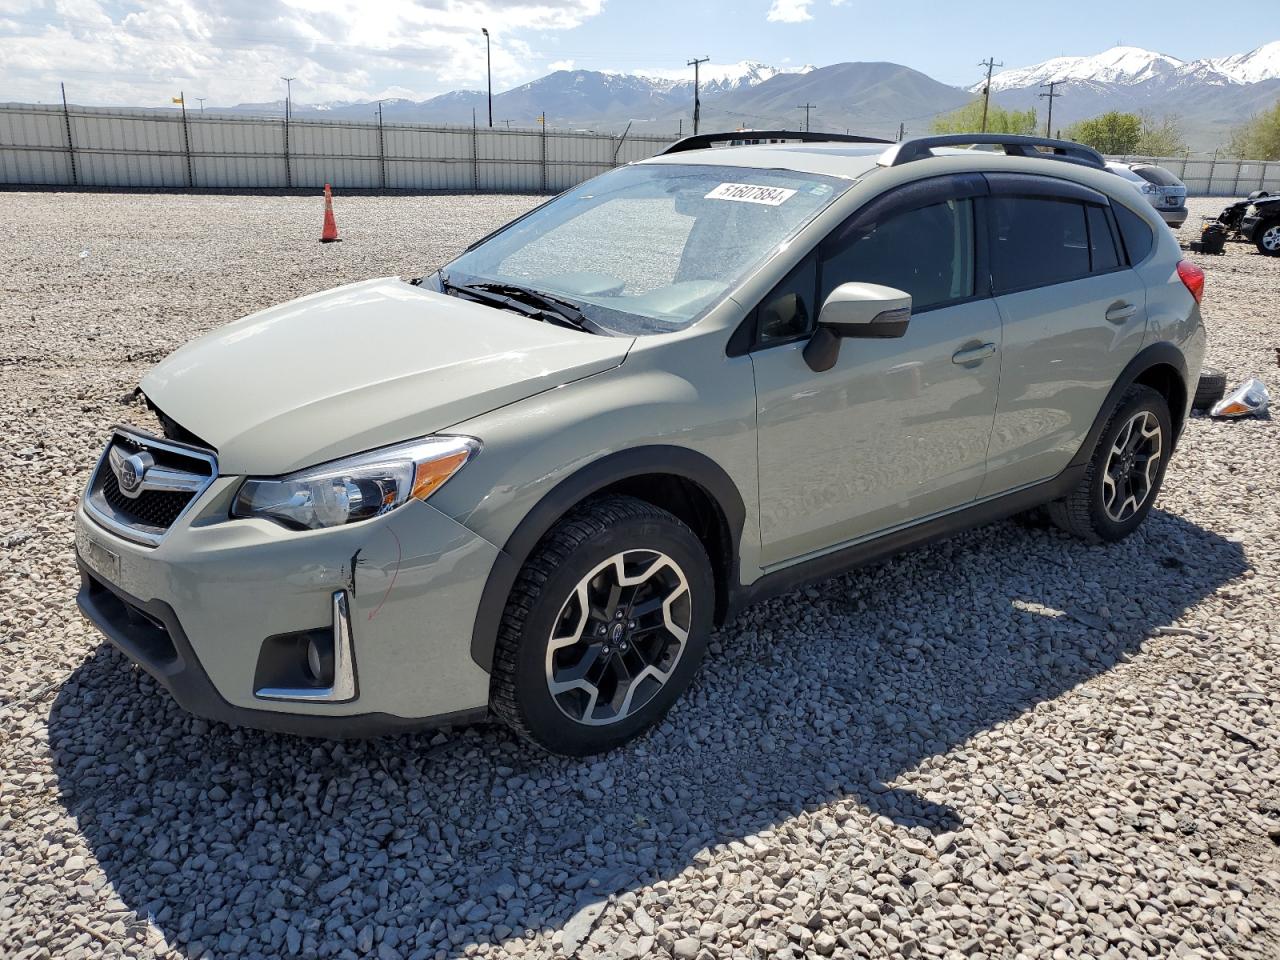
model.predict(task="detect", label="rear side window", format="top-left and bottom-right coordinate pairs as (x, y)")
top-left (1113, 204), bottom-right (1154, 264)
top-left (990, 197), bottom-right (1090, 292)
top-left (820, 199), bottom-right (975, 311)
top-left (1087, 205), bottom-right (1122, 273)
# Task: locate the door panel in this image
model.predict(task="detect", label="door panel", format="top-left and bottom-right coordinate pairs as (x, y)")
top-left (754, 297), bottom-right (1002, 567)
top-left (981, 273), bottom-right (1145, 494)
top-left (979, 193), bottom-right (1147, 496)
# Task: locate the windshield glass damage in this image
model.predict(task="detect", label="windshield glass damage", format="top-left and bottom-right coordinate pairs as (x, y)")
top-left (435, 163), bottom-right (850, 335)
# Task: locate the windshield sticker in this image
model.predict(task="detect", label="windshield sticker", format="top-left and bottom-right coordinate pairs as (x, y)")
top-left (704, 182), bottom-right (798, 206)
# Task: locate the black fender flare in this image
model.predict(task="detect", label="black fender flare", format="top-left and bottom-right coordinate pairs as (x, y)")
top-left (1068, 340), bottom-right (1189, 469)
top-left (469, 445), bottom-right (748, 672)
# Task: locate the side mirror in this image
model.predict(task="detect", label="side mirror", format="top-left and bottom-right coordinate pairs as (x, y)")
top-left (803, 282), bottom-right (912, 372)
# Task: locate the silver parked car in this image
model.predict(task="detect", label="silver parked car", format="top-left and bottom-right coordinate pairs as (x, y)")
top-left (1106, 161), bottom-right (1188, 227)
top-left (76, 133), bottom-right (1206, 755)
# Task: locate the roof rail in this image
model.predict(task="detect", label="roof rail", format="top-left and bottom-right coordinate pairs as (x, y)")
top-left (878, 134), bottom-right (1106, 170)
top-left (660, 129), bottom-right (892, 156)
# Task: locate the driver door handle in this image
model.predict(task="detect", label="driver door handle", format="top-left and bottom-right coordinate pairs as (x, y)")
top-left (952, 342), bottom-right (997, 365)
top-left (1105, 302), bottom-right (1138, 323)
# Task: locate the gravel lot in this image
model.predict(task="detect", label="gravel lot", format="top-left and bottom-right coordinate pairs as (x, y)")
top-left (2, 191), bottom-right (1278, 960)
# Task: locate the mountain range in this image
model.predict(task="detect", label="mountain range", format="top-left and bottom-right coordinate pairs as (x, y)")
top-left (214, 43), bottom-right (1280, 152)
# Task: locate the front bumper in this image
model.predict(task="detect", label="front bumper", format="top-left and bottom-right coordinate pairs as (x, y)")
top-left (73, 488), bottom-right (499, 737)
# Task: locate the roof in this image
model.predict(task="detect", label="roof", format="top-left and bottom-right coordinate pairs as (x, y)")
top-left (639, 142), bottom-right (889, 180)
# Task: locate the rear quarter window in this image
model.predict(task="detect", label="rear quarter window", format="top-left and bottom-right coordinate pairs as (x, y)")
top-left (1113, 203), bottom-right (1155, 264)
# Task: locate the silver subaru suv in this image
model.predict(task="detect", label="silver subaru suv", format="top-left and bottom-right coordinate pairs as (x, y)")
top-left (75, 133), bottom-right (1206, 756)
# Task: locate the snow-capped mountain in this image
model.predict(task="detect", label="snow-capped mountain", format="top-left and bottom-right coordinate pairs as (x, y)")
top-left (627, 60), bottom-right (815, 96)
top-left (982, 42), bottom-right (1280, 92)
top-left (1202, 41), bottom-right (1280, 85)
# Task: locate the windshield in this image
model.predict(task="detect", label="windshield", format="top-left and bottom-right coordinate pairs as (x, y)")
top-left (439, 163), bottom-right (850, 335)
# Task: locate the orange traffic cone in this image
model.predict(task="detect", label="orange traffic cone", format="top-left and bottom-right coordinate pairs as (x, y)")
top-left (319, 183), bottom-right (341, 243)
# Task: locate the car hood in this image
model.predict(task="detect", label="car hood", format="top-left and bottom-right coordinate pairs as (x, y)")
top-left (141, 278), bottom-right (632, 475)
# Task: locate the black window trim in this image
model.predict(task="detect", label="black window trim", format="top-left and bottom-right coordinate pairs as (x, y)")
top-left (731, 173), bottom-right (990, 355)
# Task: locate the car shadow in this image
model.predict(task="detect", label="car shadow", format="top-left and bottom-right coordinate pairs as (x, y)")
top-left (49, 509), bottom-right (1247, 958)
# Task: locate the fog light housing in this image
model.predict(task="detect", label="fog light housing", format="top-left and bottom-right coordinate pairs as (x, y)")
top-left (253, 592), bottom-right (357, 703)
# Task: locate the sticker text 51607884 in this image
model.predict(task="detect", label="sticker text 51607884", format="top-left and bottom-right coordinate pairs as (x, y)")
top-left (704, 183), bottom-right (798, 206)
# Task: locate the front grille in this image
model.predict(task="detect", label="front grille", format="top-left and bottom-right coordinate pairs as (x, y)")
top-left (100, 467), bottom-right (193, 529)
top-left (84, 426), bottom-right (217, 547)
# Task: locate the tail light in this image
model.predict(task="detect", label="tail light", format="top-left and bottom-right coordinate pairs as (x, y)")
top-left (1176, 260), bottom-right (1205, 304)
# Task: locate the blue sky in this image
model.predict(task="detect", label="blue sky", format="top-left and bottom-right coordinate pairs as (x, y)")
top-left (1, 0), bottom-right (1276, 107)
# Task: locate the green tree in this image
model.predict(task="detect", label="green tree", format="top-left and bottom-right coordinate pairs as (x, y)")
top-left (1064, 111), bottom-right (1142, 155)
top-left (931, 100), bottom-right (1037, 136)
top-left (1228, 100), bottom-right (1280, 160)
top-left (1135, 114), bottom-right (1186, 157)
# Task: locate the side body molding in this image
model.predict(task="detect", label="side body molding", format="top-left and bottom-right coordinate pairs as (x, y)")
top-left (469, 445), bottom-right (748, 672)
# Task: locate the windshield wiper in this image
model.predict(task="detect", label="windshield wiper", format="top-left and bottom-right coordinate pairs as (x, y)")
top-left (441, 277), bottom-right (610, 335)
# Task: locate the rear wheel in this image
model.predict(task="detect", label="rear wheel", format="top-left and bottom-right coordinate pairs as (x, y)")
top-left (490, 496), bottom-right (713, 756)
top-left (1256, 220), bottom-right (1280, 256)
top-left (1048, 385), bottom-right (1172, 543)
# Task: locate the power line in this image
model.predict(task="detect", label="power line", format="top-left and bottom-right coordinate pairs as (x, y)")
top-left (687, 56), bottom-right (709, 135)
top-left (1039, 80), bottom-right (1062, 138)
top-left (796, 102), bottom-right (815, 132)
top-left (977, 56), bottom-right (1002, 133)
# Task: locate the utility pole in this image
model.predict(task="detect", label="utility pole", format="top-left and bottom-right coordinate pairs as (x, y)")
top-left (1039, 81), bottom-right (1061, 138)
top-left (481, 27), bottom-right (493, 127)
top-left (281, 77), bottom-right (295, 188)
top-left (797, 102), bottom-right (815, 132)
top-left (977, 57), bottom-right (1002, 133)
top-left (687, 56), bottom-right (709, 135)
top-left (195, 97), bottom-right (206, 114)
top-left (897, 121), bottom-right (905, 142)
top-left (281, 76), bottom-right (295, 121)
top-left (375, 100), bottom-right (387, 190)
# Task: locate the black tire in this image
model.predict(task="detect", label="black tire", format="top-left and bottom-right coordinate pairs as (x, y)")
top-left (1255, 219), bottom-right (1280, 257)
top-left (1192, 366), bottom-right (1227, 411)
top-left (1047, 385), bottom-right (1173, 544)
top-left (490, 496), bottom-right (713, 756)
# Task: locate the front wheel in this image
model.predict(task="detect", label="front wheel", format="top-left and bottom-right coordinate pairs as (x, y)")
top-left (1256, 221), bottom-right (1280, 256)
top-left (490, 496), bottom-right (713, 756)
top-left (1048, 385), bottom-right (1173, 543)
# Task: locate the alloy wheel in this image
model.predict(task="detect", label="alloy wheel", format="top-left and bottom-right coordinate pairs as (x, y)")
top-left (545, 550), bottom-right (691, 726)
top-left (1261, 225), bottom-right (1280, 253)
top-left (1102, 411), bottom-right (1162, 523)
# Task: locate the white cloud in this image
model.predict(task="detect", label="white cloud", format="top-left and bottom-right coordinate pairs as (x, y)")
top-left (0, 0), bottom-right (604, 106)
top-left (766, 0), bottom-right (813, 22)
top-left (547, 59), bottom-right (575, 71)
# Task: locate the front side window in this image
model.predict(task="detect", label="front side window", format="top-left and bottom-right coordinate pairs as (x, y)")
top-left (990, 196), bottom-right (1090, 293)
top-left (819, 199), bottom-right (975, 312)
top-left (440, 163), bottom-right (849, 335)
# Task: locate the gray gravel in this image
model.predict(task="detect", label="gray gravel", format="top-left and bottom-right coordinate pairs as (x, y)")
top-left (2, 191), bottom-right (1279, 960)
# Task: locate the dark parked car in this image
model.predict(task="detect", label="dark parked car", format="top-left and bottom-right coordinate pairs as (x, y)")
top-left (1214, 192), bottom-right (1280, 256)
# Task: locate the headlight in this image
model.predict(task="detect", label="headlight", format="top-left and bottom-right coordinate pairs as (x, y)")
top-left (232, 436), bottom-right (479, 530)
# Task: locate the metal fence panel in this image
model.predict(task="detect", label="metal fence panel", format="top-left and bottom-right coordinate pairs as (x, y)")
top-left (18, 106), bottom-right (1280, 198)
top-left (0, 104), bottom-right (676, 192)
top-left (1109, 155), bottom-right (1280, 196)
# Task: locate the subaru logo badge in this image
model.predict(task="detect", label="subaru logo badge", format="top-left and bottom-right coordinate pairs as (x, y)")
top-left (115, 451), bottom-right (153, 497)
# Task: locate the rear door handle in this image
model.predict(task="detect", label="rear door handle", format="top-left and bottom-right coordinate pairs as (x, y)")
top-left (952, 342), bottom-right (997, 365)
top-left (1105, 302), bottom-right (1138, 323)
